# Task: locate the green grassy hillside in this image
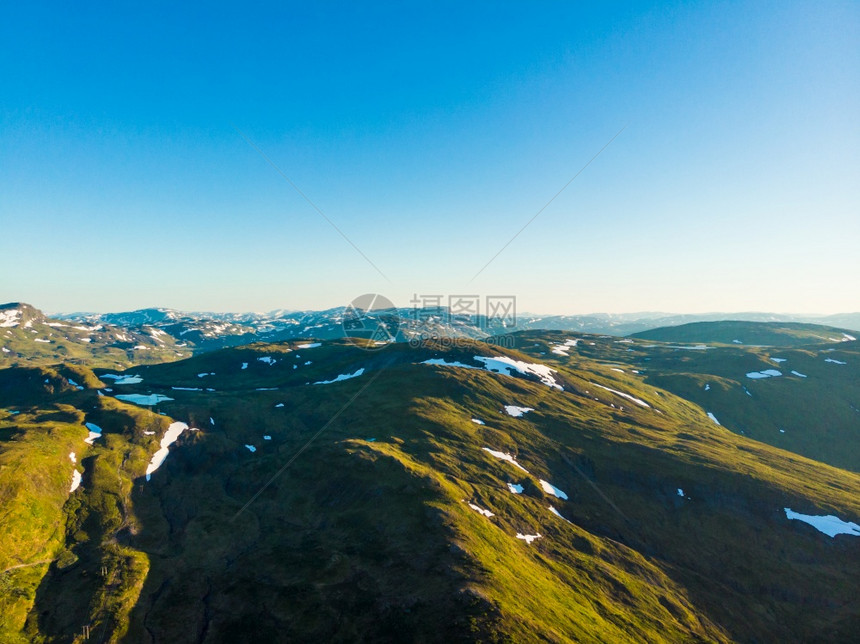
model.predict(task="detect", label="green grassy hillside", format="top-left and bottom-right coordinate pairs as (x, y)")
top-left (1, 335), bottom-right (857, 641)
top-left (0, 367), bottom-right (174, 642)
top-left (531, 331), bottom-right (859, 472)
top-left (631, 320), bottom-right (857, 346)
top-left (0, 405), bottom-right (88, 642)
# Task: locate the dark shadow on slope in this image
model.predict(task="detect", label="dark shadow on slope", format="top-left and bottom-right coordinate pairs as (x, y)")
top-left (117, 386), bottom-right (496, 643)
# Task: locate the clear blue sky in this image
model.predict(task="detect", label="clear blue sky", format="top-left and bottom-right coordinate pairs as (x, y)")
top-left (2, 1), bottom-right (858, 314)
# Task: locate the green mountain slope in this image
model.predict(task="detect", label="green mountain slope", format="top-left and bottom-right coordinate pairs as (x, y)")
top-left (2, 335), bottom-right (858, 642)
top-left (539, 331), bottom-right (859, 472)
top-left (631, 320), bottom-right (857, 346)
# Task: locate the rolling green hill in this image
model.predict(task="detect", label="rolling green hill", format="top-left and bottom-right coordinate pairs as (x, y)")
top-left (1, 334), bottom-right (858, 642)
top-left (607, 324), bottom-right (860, 472)
top-left (630, 320), bottom-right (857, 346)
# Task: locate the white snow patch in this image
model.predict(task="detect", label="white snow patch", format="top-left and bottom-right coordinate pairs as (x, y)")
top-left (70, 469), bottom-right (82, 493)
top-left (791, 370), bottom-right (807, 378)
top-left (507, 483), bottom-right (524, 494)
top-left (296, 342), bottom-right (321, 349)
top-left (539, 480), bottom-right (568, 500)
top-left (677, 488), bottom-right (684, 497)
top-left (34, 338), bottom-right (51, 343)
top-left (263, 435), bottom-right (272, 440)
top-left (69, 452), bottom-right (76, 464)
top-left (275, 403), bottom-right (284, 408)
top-left (468, 502), bottom-right (494, 518)
top-left (171, 387), bottom-right (202, 391)
top-left (313, 368), bottom-right (365, 385)
top-left (258, 356), bottom-right (276, 365)
top-left (245, 444), bottom-right (256, 453)
top-left (784, 508), bottom-right (860, 537)
top-left (482, 447), bottom-right (529, 473)
top-left (550, 338), bottom-right (579, 355)
top-left (592, 383), bottom-right (650, 408)
top-left (145, 422), bottom-right (190, 481)
top-left (704, 384), bottom-right (710, 391)
top-left (241, 362), bottom-right (248, 370)
top-left (73, 324), bottom-right (102, 332)
top-left (771, 357), bottom-right (787, 363)
top-left (504, 405), bottom-right (534, 417)
top-left (707, 412), bottom-right (720, 425)
top-left (825, 358), bottom-right (847, 365)
top-left (198, 372), bottom-right (215, 378)
top-left (474, 356), bottom-right (562, 390)
top-left (471, 418), bottom-right (485, 425)
top-left (0, 309), bottom-right (21, 327)
top-left (516, 533), bottom-right (542, 544)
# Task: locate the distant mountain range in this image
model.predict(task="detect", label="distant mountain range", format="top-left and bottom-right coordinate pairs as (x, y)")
top-left (513, 311), bottom-right (860, 335)
top-left (4, 302), bottom-right (858, 370)
top-left (51, 304), bottom-right (860, 346)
